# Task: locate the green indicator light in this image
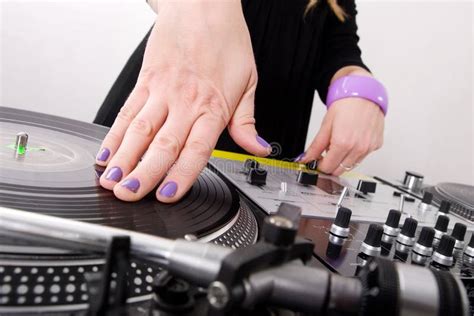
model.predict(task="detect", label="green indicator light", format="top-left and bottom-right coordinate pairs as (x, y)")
top-left (17, 145), bottom-right (26, 155)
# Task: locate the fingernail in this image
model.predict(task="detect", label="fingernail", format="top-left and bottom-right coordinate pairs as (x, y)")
top-left (96, 148), bottom-right (110, 162)
top-left (121, 178), bottom-right (140, 193)
top-left (105, 167), bottom-right (122, 182)
top-left (159, 181), bottom-right (178, 198)
top-left (256, 135), bottom-right (271, 148)
top-left (294, 152), bottom-right (305, 162)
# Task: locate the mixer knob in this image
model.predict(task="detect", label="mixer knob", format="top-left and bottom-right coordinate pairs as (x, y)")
top-left (433, 215), bottom-right (450, 248)
top-left (381, 210), bottom-right (401, 255)
top-left (395, 218), bottom-right (418, 260)
top-left (357, 180), bottom-right (377, 195)
top-left (451, 223), bottom-right (467, 251)
top-left (403, 171), bottom-right (424, 192)
top-left (431, 235), bottom-right (455, 270)
top-left (411, 227), bottom-right (435, 265)
top-left (359, 224), bottom-right (383, 257)
top-left (418, 192), bottom-right (433, 211)
top-left (296, 170), bottom-right (318, 186)
top-left (438, 200), bottom-right (451, 215)
top-left (326, 207), bottom-right (352, 259)
top-left (246, 168), bottom-right (267, 186)
top-left (463, 234), bottom-right (474, 266)
top-left (305, 160), bottom-right (318, 171)
top-left (243, 159), bottom-right (259, 175)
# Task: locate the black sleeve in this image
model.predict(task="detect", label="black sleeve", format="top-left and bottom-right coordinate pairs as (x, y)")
top-left (315, 0), bottom-right (370, 104)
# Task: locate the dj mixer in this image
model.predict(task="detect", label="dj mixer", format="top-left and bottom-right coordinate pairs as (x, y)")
top-left (0, 107), bottom-right (472, 315)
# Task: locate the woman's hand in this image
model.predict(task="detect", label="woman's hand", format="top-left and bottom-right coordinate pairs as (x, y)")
top-left (300, 69), bottom-right (385, 176)
top-left (95, 0), bottom-right (271, 202)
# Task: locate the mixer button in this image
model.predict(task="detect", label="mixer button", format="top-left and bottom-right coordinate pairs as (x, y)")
top-left (296, 170), bottom-right (318, 186)
top-left (357, 180), bottom-right (377, 195)
top-left (360, 224), bottom-right (383, 257)
top-left (381, 209), bottom-right (401, 256)
top-left (243, 159), bottom-right (259, 175)
top-left (451, 223), bottom-right (467, 251)
top-left (433, 215), bottom-right (450, 248)
top-left (438, 200), bottom-right (451, 214)
top-left (326, 207), bottom-right (352, 259)
top-left (305, 160), bottom-right (318, 170)
top-left (431, 235), bottom-right (455, 269)
top-left (418, 192), bottom-right (433, 211)
top-left (246, 168), bottom-right (267, 186)
top-left (463, 234), bottom-right (474, 266)
top-left (412, 227), bottom-right (435, 266)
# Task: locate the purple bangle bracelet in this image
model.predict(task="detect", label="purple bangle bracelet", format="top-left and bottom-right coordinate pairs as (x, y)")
top-left (326, 75), bottom-right (389, 115)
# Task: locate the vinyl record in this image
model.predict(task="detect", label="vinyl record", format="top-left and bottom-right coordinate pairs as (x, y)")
top-left (0, 107), bottom-right (242, 241)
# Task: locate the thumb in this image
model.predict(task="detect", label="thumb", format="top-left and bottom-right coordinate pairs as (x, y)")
top-left (228, 96), bottom-right (272, 157)
top-left (303, 118), bottom-right (332, 162)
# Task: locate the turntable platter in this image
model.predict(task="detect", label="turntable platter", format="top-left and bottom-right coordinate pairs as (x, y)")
top-left (0, 107), bottom-right (255, 241)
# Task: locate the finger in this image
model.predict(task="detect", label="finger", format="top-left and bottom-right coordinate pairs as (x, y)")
top-left (228, 88), bottom-right (271, 157)
top-left (300, 119), bottom-right (332, 163)
top-left (95, 86), bottom-right (149, 166)
top-left (111, 110), bottom-right (195, 201)
top-left (99, 98), bottom-right (168, 189)
top-left (317, 140), bottom-right (352, 175)
top-left (155, 113), bottom-right (225, 203)
top-left (333, 140), bottom-right (371, 176)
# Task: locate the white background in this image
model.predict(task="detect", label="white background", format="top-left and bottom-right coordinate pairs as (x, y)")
top-left (1, 0), bottom-right (473, 186)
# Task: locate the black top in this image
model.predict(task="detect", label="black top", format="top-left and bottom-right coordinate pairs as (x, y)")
top-left (94, 0), bottom-right (368, 159)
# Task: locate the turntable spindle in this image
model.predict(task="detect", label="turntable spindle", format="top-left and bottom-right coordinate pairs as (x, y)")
top-left (15, 132), bottom-right (28, 156)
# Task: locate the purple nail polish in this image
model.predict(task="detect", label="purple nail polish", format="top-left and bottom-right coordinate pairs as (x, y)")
top-left (105, 167), bottom-right (122, 182)
top-left (294, 152), bottom-right (305, 162)
top-left (256, 135), bottom-right (271, 148)
top-left (121, 178), bottom-right (140, 193)
top-left (97, 148), bottom-right (110, 162)
top-left (160, 181), bottom-right (178, 198)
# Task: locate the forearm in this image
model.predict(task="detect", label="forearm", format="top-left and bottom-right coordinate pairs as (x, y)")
top-left (147, 0), bottom-right (241, 15)
top-left (330, 65), bottom-right (372, 84)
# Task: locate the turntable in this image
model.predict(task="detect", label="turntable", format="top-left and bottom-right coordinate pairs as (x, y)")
top-left (0, 107), bottom-right (472, 315)
top-left (0, 107), bottom-right (260, 312)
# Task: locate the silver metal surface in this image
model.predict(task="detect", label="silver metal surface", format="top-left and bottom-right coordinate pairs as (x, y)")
top-left (396, 263), bottom-right (438, 316)
top-left (396, 234), bottom-right (415, 247)
top-left (464, 245), bottom-right (474, 257)
top-left (432, 251), bottom-right (453, 267)
top-left (411, 252), bottom-right (429, 265)
top-left (382, 233), bottom-right (396, 244)
top-left (0, 206), bottom-right (231, 287)
top-left (329, 224), bottom-right (350, 238)
top-left (383, 224), bottom-right (400, 237)
top-left (207, 281), bottom-right (229, 309)
top-left (433, 229), bottom-right (445, 241)
top-left (454, 239), bottom-right (465, 250)
top-left (359, 242), bottom-right (381, 257)
top-left (328, 234), bottom-right (345, 246)
top-left (395, 242), bottom-right (412, 254)
top-left (399, 194), bottom-right (406, 212)
top-left (412, 243), bottom-right (433, 257)
top-left (336, 187), bottom-right (349, 208)
top-left (208, 203), bottom-right (258, 248)
top-left (404, 173), bottom-right (424, 192)
top-left (463, 253), bottom-right (474, 265)
top-left (209, 157), bottom-right (473, 228)
top-left (14, 132), bottom-right (28, 149)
